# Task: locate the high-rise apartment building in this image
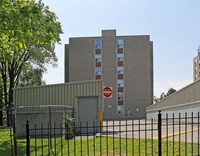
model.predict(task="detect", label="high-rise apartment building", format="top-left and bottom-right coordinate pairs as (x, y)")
top-left (65, 30), bottom-right (153, 120)
top-left (194, 47), bottom-right (200, 81)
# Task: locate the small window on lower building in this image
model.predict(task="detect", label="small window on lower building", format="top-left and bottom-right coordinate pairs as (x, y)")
top-left (95, 54), bottom-right (102, 62)
top-left (117, 67), bottom-right (124, 74)
top-left (117, 80), bottom-right (124, 87)
top-left (117, 54), bottom-right (124, 61)
top-left (95, 67), bottom-right (102, 75)
top-left (117, 105), bottom-right (124, 114)
top-left (117, 92), bottom-right (123, 100)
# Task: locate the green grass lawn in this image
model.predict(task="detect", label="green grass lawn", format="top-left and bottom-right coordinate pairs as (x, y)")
top-left (0, 130), bottom-right (200, 156)
top-left (0, 125), bottom-right (10, 130)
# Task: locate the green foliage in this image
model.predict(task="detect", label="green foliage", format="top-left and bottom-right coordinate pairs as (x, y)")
top-left (65, 115), bottom-right (75, 140)
top-left (0, 0), bottom-right (63, 111)
top-left (154, 88), bottom-right (176, 103)
top-left (166, 87), bottom-right (176, 97)
top-left (17, 65), bottom-right (46, 87)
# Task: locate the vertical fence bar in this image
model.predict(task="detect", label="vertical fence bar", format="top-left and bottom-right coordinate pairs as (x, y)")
top-left (35, 124), bottom-right (37, 156)
top-left (113, 120), bottom-right (115, 156)
top-left (41, 124), bottom-right (43, 156)
top-left (12, 106), bottom-right (18, 156)
top-left (26, 121), bottom-right (30, 156)
top-left (100, 121), bottom-right (102, 156)
top-left (192, 112), bottom-right (193, 156)
top-left (158, 111), bottom-right (162, 156)
top-left (9, 113), bottom-right (13, 156)
top-left (132, 119), bottom-right (134, 156)
top-left (166, 114), bottom-right (168, 156)
top-left (67, 122), bottom-right (69, 156)
top-left (74, 121), bottom-right (76, 156)
top-left (93, 121), bottom-right (95, 156)
top-left (126, 120), bottom-right (128, 156)
top-left (139, 119), bottom-right (140, 156)
top-left (48, 123), bottom-right (50, 156)
top-left (145, 118), bottom-right (147, 156)
top-left (80, 122), bottom-right (82, 156)
top-left (120, 120), bottom-right (121, 156)
top-left (106, 121), bottom-right (108, 156)
top-left (173, 113), bottom-right (174, 156)
top-left (49, 107), bottom-right (52, 149)
top-left (185, 112), bottom-right (187, 156)
top-left (60, 123), bottom-right (63, 156)
top-left (54, 123), bottom-right (56, 156)
top-left (87, 122), bottom-right (89, 156)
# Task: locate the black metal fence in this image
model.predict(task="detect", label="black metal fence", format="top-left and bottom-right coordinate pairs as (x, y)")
top-left (25, 111), bottom-right (200, 156)
top-left (0, 107), bottom-right (17, 156)
top-left (0, 105), bottom-right (74, 156)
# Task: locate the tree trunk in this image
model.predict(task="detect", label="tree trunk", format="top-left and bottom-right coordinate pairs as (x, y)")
top-left (0, 84), bottom-right (3, 125)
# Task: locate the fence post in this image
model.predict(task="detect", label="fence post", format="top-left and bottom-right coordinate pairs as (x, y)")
top-left (158, 111), bottom-right (162, 156)
top-left (11, 104), bottom-right (18, 156)
top-left (26, 120), bottom-right (30, 156)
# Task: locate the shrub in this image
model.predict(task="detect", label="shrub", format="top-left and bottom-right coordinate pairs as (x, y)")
top-left (65, 115), bottom-right (75, 140)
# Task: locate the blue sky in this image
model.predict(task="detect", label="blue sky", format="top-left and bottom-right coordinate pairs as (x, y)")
top-left (42, 0), bottom-right (200, 97)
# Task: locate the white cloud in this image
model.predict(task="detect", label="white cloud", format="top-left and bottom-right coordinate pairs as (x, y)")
top-left (154, 80), bottom-right (192, 97)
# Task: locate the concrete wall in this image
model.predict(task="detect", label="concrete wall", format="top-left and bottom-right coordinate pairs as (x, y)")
top-left (147, 80), bottom-right (200, 121)
top-left (65, 30), bottom-right (153, 120)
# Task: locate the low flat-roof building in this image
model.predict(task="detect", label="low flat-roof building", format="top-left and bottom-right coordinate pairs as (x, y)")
top-left (14, 80), bottom-right (104, 136)
top-left (146, 80), bottom-right (200, 120)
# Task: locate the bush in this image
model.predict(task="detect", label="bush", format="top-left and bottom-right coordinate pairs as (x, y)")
top-left (65, 115), bottom-right (75, 140)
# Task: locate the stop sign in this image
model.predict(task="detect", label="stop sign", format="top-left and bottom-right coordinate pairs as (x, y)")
top-left (103, 87), bottom-right (112, 98)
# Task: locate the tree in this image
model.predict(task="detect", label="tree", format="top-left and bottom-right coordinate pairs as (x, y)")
top-left (166, 88), bottom-right (176, 97)
top-left (17, 65), bottom-right (46, 87)
top-left (154, 88), bottom-right (177, 104)
top-left (160, 92), bottom-right (166, 100)
top-left (0, 0), bottom-right (63, 125)
top-left (0, 81), bottom-right (3, 125)
top-left (153, 96), bottom-right (159, 104)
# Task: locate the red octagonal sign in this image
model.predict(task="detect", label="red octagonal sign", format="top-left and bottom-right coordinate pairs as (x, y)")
top-left (103, 87), bottom-right (112, 98)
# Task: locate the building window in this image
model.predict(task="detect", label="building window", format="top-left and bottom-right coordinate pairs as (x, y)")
top-left (117, 67), bottom-right (124, 74)
top-left (95, 54), bottom-right (102, 62)
top-left (117, 38), bottom-right (124, 114)
top-left (95, 40), bottom-right (101, 49)
top-left (117, 80), bottom-right (124, 87)
top-left (117, 92), bottom-right (123, 100)
top-left (117, 105), bottom-right (124, 114)
top-left (117, 54), bottom-right (124, 61)
top-left (95, 67), bottom-right (102, 75)
top-left (117, 39), bottom-right (124, 48)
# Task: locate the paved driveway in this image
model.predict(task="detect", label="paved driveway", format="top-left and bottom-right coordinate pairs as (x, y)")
top-left (101, 119), bottom-right (200, 143)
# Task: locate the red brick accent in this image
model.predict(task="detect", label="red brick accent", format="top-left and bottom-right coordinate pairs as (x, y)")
top-left (118, 87), bottom-right (123, 92)
top-left (118, 100), bottom-right (123, 105)
top-left (118, 61), bottom-right (123, 66)
top-left (96, 62), bottom-right (101, 67)
top-left (118, 74), bottom-right (123, 79)
top-left (95, 49), bottom-right (101, 54)
top-left (118, 48), bottom-right (123, 53)
top-left (96, 75), bottom-right (101, 80)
